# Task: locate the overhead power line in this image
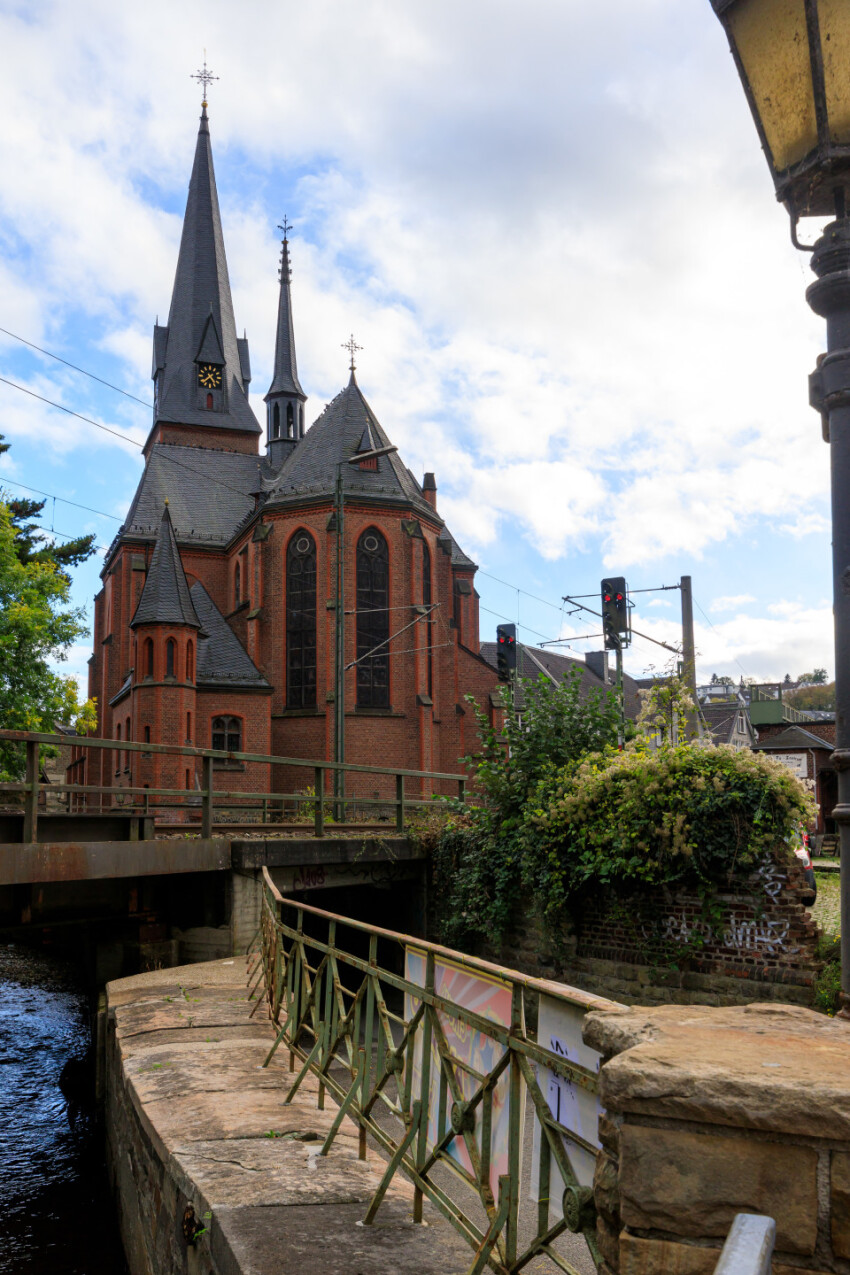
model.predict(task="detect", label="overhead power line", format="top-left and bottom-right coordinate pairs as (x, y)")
top-left (0, 326), bottom-right (153, 407)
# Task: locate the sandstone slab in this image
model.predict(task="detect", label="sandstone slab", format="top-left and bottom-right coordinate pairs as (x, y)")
top-left (833, 1150), bottom-right (850, 1259)
top-left (585, 1003), bottom-right (850, 1139)
top-left (618, 1125), bottom-right (818, 1255)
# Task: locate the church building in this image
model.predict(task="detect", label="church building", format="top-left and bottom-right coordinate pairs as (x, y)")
top-left (80, 99), bottom-right (500, 806)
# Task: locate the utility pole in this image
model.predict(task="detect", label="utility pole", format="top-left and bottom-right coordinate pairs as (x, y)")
top-left (333, 464), bottom-right (345, 820)
top-left (680, 574), bottom-right (700, 740)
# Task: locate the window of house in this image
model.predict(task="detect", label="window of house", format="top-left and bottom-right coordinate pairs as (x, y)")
top-left (356, 528), bottom-right (390, 708)
top-left (143, 724), bottom-right (151, 757)
top-left (186, 711), bottom-right (192, 743)
top-left (359, 454), bottom-right (378, 471)
top-left (186, 639), bottom-right (194, 683)
top-left (287, 402), bottom-right (294, 438)
top-left (235, 561), bottom-right (241, 605)
top-left (125, 716), bottom-right (131, 771)
top-left (273, 403), bottom-right (280, 439)
top-left (212, 715), bottom-right (242, 752)
top-left (286, 531), bottom-right (317, 708)
top-left (423, 540), bottom-right (433, 699)
top-left (165, 638), bottom-right (176, 678)
top-left (299, 404), bottom-right (304, 436)
top-left (144, 637), bottom-right (154, 678)
top-left (206, 392), bottom-right (213, 410)
top-left (115, 722), bottom-right (121, 775)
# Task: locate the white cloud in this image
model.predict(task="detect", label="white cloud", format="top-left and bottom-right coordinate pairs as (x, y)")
top-left (710, 594), bottom-right (755, 613)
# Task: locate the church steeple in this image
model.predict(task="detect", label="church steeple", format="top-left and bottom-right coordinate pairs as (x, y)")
top-left (264, 221), bottom-right (307, 469)
top-left (149, 103), bottom-right (260, 452)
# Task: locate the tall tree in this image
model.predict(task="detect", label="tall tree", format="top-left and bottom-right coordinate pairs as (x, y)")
top-left (0, 499), bottom-right (96, 780)
top-left (0, 434), bottom-right (96, 576)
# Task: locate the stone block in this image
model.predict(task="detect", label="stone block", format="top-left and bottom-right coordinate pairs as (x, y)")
top-left (619, 1234), bottom-right (833, 1275)
top-left (596, 1213), bottom-right (620, 1269)
top-left (832, 1150), bottom-right (850, 1259)
top-left (598, 1113), bottom-right (620, 1154)
top-left (594, 1151), bottom-right (620, 1227)
top-left (618, 1125), bottom-right (818, 1255)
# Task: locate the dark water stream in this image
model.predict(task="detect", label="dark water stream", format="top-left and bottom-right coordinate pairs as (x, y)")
top-left (0, 945), bottom-right (128, 1274)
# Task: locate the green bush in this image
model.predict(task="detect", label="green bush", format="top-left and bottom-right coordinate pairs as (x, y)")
top-left (520, 743), bottom-right (816, 923)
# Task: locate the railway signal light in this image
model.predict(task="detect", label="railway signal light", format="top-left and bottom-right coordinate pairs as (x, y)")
top-left (601, 577), bottom-right (628, 650)
top-left (496, 623), bottom-right (517, 680)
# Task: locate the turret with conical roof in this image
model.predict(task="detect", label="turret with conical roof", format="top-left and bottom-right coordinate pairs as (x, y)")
top-left (148, 104), bottom-right (260, 453)
top-left (265, 228), bottom-right (307, 469)
top-left (131, 504), bottom-right (201, 630)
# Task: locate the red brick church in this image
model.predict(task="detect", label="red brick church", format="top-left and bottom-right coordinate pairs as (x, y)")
top-left (80, 101), bottom-right (501, 804)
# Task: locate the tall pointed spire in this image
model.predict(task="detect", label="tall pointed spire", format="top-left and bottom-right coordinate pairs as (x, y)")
top-left (131, 504), bottom-right (201, 629)
top-left (149, 105), bottom-right (260, 444)
top-left (264, 221), bottom-right (307, 467)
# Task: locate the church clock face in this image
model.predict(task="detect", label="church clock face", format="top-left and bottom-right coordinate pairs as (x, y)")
top-left (198, 363), bottom-right (222, 388)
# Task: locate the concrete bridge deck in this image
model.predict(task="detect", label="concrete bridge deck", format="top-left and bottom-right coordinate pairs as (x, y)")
top-left (105, 957), bottom-right (470, 1275)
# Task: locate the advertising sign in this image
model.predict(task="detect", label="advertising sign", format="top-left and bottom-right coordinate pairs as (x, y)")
top-left (773, 753), bottom-right (808, 780)
top-left (530, 993), bottom-right (603, 1198)
top-left (404, 947), bottom-right (521, 1196)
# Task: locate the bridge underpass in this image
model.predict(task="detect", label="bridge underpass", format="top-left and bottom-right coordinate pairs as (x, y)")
top-left (0, 728), bottom-right (450, 983)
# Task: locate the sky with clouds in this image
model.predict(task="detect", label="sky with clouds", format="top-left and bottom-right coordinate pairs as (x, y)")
top-left (0, 0), bottom-right (836, 690)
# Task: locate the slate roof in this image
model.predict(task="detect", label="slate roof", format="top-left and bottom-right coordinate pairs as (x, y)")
top-left (122, 443), bottom-right (263, 546)
top-left (265, 237), bottom-right (305, 399)
top-left (190, 582), bottom-right (270, 688)
top-left (479, 643), bottom-right (641, 719)
top-left (264, 375), bottom-right (437, 519)
top-left (754, 725), bottom-right (833, 751)
top-left (131, 505), bottom-right (200, 629)
top-left (151, 106), bottom-right (260, 439)
top-left (700, 704), bottom-right (753, 746)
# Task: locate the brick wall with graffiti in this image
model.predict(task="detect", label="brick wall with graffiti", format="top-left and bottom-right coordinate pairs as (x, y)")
top-left (482, 854), bottom-right (821, 1009)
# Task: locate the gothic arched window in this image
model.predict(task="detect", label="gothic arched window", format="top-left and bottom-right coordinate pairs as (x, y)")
top-left (299, 404), bottom-right (305, 436)
top-left (234, 561), bottom-right (241, 605)
top-left (422, 540), bottom-right (433, 699)
top-left (186, 639), bottom-right (194, 683)
top-left (286, 402), bottom-right (294, 438)
top-left (212, 715), bottom-right (241, 752)
top-left (166, 638), bottom-right (176, 678)
top-left (273, 403), bottom-right (280, 438)
top-left (356, 528), bottom-right (390, 708)
top-left (286, 530), bottom-right (317, 708)
top-left (143, 637), bottom-right (154, 678)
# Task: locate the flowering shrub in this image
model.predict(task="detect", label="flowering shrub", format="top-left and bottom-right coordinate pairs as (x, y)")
top-left (427, 671), bottom-right (816, 948)
top-left (520, 743), bottom-right (816, 924)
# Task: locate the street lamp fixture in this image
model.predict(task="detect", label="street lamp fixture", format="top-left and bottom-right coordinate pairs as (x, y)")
top-left (711, 0), bottom-right (850, 223)
top-left (710, 0), bottom-right (850, 1018)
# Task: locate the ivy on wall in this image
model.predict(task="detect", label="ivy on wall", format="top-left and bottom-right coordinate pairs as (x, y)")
top-left (425, 671), bottom-right (816, 951)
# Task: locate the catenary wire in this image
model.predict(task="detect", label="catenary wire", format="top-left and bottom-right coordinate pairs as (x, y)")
top-left (0, 326), bottom-right (153, 407)
top-left (0, 476), bottom-right (123, 521)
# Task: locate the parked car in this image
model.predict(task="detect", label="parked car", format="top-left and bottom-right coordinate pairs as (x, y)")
top-left (792, 832), bottom-right (817, 906)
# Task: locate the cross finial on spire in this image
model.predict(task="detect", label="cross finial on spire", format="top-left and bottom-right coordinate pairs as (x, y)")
top-left (342, 334), bottom-right (362, 374)
top-left (278, 216), bottom-right (292, 242)
top-left (191, 53), bottom-right (219, 106)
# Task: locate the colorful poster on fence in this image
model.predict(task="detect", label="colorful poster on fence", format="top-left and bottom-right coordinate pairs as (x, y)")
top-left (530, 993), bottom-right (602, 1198)
top-left (404, 947), bottom-right (522, 1197)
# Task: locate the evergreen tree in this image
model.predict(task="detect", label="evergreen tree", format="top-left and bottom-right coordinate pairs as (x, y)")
top-left (0, 435), bottom-right (96, 576)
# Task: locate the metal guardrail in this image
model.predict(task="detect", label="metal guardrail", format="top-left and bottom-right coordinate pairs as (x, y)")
top-left (256, 867), bottom-right (622, 1274)
top-left (713, 1214), bottom-right (776, 1274)
top-left (0, 728), bottom-right (467, 842)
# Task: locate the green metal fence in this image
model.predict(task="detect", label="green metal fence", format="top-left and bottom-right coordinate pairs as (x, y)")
top-left (0, 728), bottom-right (467, 841)
top-left (257, 867), bottom-right (622, 1274)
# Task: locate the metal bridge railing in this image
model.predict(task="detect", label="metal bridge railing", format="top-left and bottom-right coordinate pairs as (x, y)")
top-left (255, 867), bottom-right (623, 1274)
top-left (0, 728), bottom-right (467, 842)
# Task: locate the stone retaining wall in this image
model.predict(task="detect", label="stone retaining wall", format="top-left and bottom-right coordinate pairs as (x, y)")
top-left (584, 1002), bottom-right (850, 1274)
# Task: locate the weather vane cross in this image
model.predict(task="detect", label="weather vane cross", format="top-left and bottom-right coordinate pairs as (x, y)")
top-left (342, 334), bottom-right (362, 373)
top-left (278, 216), bottom-right (292, 241)
top-left (191, 54), bottom-right (219, 105)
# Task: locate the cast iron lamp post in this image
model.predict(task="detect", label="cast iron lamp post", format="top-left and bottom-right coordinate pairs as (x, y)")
top-left (709, 0), bottom-right (850, 1017)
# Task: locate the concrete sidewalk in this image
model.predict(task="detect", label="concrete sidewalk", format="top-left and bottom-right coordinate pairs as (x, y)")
top-left (105, 958), bottom-right (471, 1275)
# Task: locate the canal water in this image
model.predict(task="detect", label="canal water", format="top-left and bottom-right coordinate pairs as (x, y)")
top-left (0, 944), bottom-right (128, 1275)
